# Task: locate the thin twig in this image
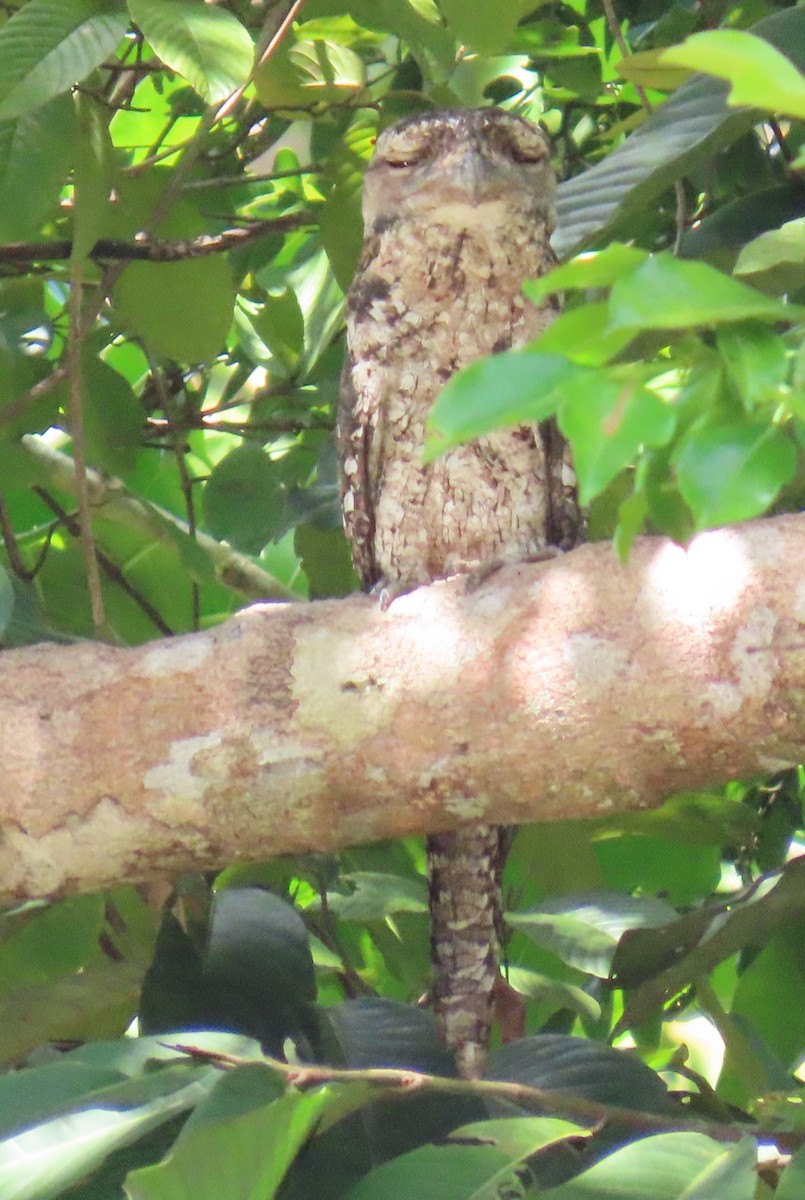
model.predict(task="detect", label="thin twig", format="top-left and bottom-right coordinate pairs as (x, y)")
top-left (184, 164), bottom-right (323, 189)
top-left (600, 0), bottom-right (687, 251)
top-left (66, 256), bottom-right (108, 639)
top-left (601, 0), bottom-right (651, 112)
top-left (161, 1041), bottom-right (805, 1151)
top-left (33, 489), bottom-right (175, 637)
top-left (146, 355), bottom-right (200, 631)
top-left (0, 491), bottom-right (37, 581)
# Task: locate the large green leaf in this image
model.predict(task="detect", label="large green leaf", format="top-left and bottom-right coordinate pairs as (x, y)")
top-left (674, 412), bottom-right (797, 527)
top-left (607, 254), bottom-right (792, 331)
top-left (128, 0), bottom-right (254, 105)
top-left (559, 371), bottom-right (676, 504)
top-left (507, 892), bottom-right (678, 979)
top-left (202, 443), bottom-right (316, 554)
top-left (0, 0), bottom-right (128, 123)
top-left (424, 351), bottom-right (577, 458)
top-left (307, 872), bottom-right (428, 920)
top-left (662, 30), bottom-right (805, 120)
top-left (126, 1068), bottom-right (343, 1200)
top-left (114, 252), bottom-right (234, 363)
top-left (615, 859), bottom-right (805, 1031)
top-left (344, 1115), bottom-right (583, 1200)
top-left (439, 0), bottom-right (534, 55)
top-left (541, 1133), bottom-right (757, 1200)
top-left (255, 38), bottom-right (365, 107)
top-left (554, 6), bottom-right (805, 254)
top-left (0, 1063), bottom-right (216, 1200)
top-left (778, 1146), bottom-right (805, 1200)
top-left (734, 215), bottom-right (805, 276)
top-left (0, 94), bottom-right (78, 241)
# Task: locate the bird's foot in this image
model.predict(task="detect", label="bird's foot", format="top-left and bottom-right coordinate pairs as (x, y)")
top-left (463, 546), bottom-right (564, 594)
top-left (371, 579), bottom-right (417, 613)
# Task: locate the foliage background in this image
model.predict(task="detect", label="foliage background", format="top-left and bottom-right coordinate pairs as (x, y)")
top-left (2, 0), bottom-right (805, 1196)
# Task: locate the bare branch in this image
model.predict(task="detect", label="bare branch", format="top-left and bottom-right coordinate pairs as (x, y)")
top-left (2, 514), bottom-right (805, 903)
top-left (0, 214), bottom-right (311, 266)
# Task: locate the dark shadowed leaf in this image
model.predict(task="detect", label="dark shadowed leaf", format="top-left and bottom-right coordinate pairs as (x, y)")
top-left (555, 7), bottom-right (805, 254)
top-left (485, 1035), bottom-right (672, 1114)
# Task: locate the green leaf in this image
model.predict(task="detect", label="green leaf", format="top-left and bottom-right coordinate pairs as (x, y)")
top-left (308, 872), bottom-right (428, 920)
top-left (555, 6), bottom-right (805, 254)
top-left (486, 1035), bottom-right (671, 1113)
top-left (248, 288), bottom-right (305, 373)
top-left (322, 997), bottom-right (451, 1075)
top-left (531, 302), bottom-right (635, 367)
top-left (506, 968), bottom-right (602, 1023)
top-left (345, 1116), bottom-right (583, 1200)
top-left (269, 246), bottom-right (344, 378)
top-left (613, 488), bottom-right (648, 562)
top-left (0, 94), bottom-right (78, 242)
top-left (0, 348), bottom-right (55, 440)
top-left (523, 243), bottom-right (648, 297)
top-left (0, 567), bottom-right (13, 640)
top-left (110, 177), bottom-right (235, 360)
top-left (320, 118), bottom-right (376, 292)
top-left (128, 0), bottom-right (254, 104)
top-left (202, 444), bottom-right (285, 554)
top-left (71, 93), bottom-right (114, 262)
top-left (127, 1070), bottom-right (342, 1200)
top-left (439, 0), bottom-right (533, 55)
top-left (727, 925), bottom-right (805, 1083)
top-left (344, 1142), bottom-right (519, 1200)
top-left (425, 351), bottom-right (577, 458)
top-left (507, 892), bottom-right (678, 978)
top-left (778, 1146), bottom-right (805, 1200)
top-left (0, 1062), bottom-right (216, 1200)
top-left (542, 1133), bottom-right (756, 1200)
top-left (0, 0), bottom-right (128, 123)
top-left (615, 860), bottom-right (805, 1030)
top-left (716, 322), bottom-right (789, 410)
top-left (607, 254), bottom-right (792, 332)
top-left (617, 47), bottom-right (692, 92)
top-left (255, 38), bottom-right (364, 107)
top-left (559, 372), bottom-right (676, 505)
top-left (734, 215), bottom-right (805, 276)
top-left (81, 354), bottom-right (143, 474)
top-left (674, 413), bottom-right (797, 527)
top-left (661, 30), bottom-right (805, 120)
top-left (115, 253), bottom-right (234, 361)
top-left (294, 523), bottom-right (357, 600)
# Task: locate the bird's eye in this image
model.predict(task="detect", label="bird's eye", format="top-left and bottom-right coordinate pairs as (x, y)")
top-left (384, 158), bottom-right (415, 169)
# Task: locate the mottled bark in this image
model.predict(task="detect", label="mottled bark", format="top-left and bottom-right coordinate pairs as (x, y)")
top-left (428, 825), bottom-right (503, 1079)
top-left (1, 515), bottom-right (805, 905)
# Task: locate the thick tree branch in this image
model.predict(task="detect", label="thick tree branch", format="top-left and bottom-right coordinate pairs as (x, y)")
top-left (2, 513), bottom-right (804, 904)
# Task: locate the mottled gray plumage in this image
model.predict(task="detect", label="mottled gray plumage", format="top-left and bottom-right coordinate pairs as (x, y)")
top-left (338, 109), bottom-right (581, 1078)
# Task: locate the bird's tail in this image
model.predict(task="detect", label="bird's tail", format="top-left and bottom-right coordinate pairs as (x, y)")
top-left (427, 822), bottom-right (503, 1080)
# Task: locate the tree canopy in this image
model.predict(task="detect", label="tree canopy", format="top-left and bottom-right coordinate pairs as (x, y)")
top-left (2, 0), bottom-right (805, 1197)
